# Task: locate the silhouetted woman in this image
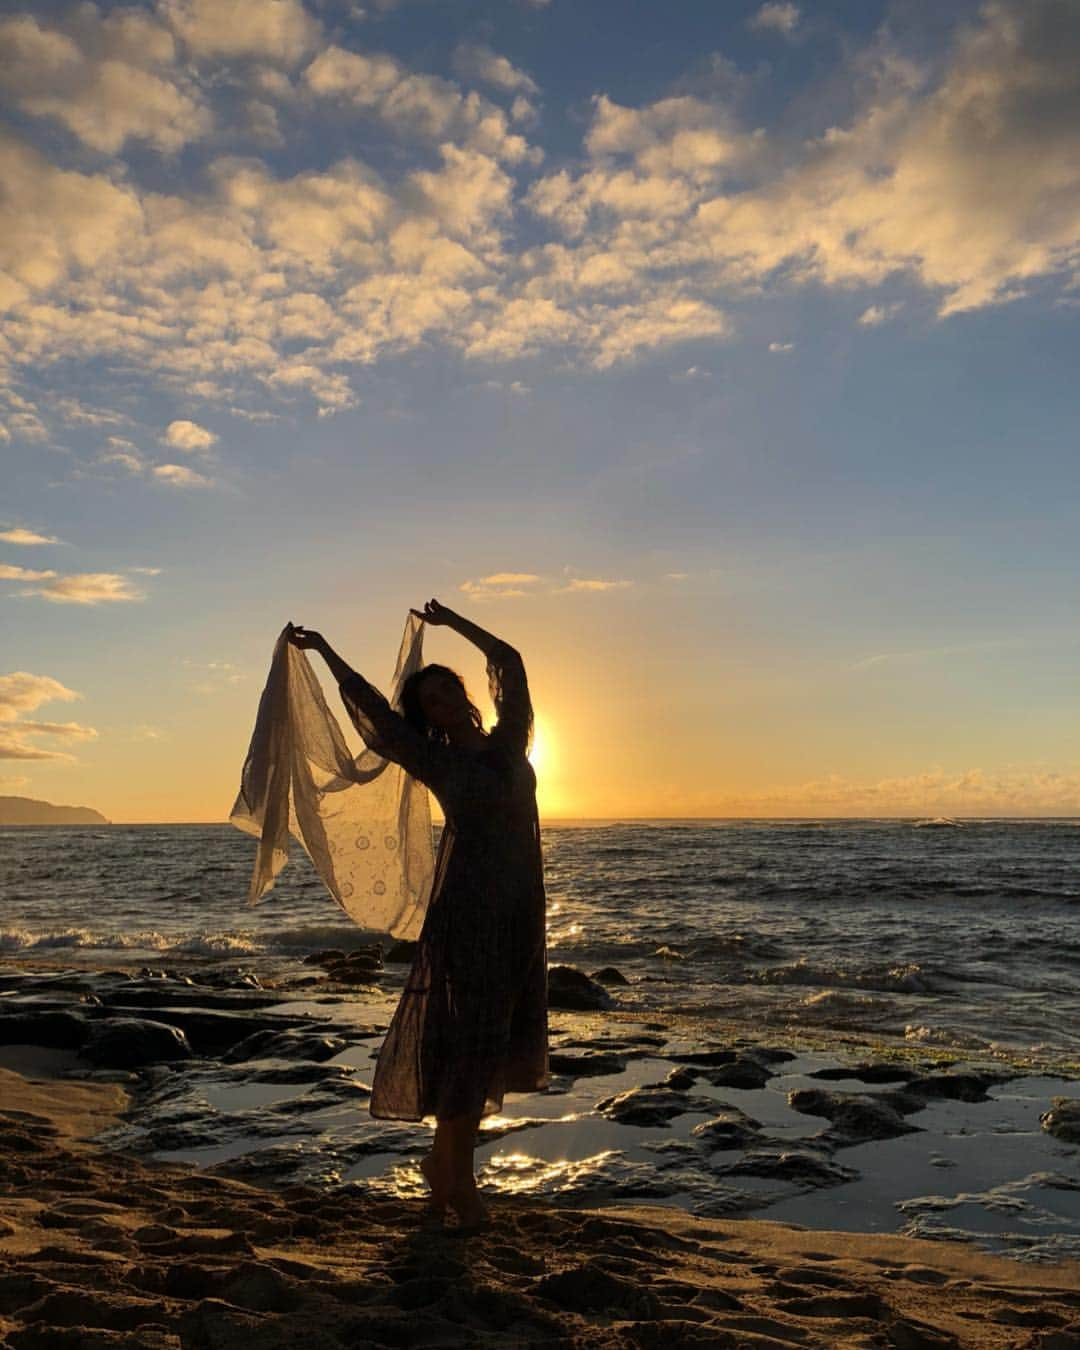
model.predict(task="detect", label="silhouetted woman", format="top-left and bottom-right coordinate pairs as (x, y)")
top-left (287, 599), bottom-right (549, 1232)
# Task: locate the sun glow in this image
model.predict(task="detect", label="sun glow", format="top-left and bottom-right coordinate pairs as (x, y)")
top-left (528, 717), bottom-right (567, 816)
top-left (527, 720), bottom-right (549, 772)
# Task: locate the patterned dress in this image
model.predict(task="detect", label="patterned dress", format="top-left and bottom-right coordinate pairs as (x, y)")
top-left (338, 640), bottom-right (549, 1121)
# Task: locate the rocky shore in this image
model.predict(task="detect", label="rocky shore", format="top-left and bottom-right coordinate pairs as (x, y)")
top-left (2, 950), bottom-right (1079, 1345)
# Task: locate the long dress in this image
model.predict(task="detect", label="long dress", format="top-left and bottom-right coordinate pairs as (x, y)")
top-left (337, 639), bottom-right (549, 1121)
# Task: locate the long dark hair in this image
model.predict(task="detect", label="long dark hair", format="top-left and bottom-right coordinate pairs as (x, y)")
top-left (400, 664), bottom-right (484, 747)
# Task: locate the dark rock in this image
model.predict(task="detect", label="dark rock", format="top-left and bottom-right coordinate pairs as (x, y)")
top-left (809, 1061), bottom-right (914, 1084)
top-left (737, 1045), bottom-right (796, 1064)
top-left (715, 1147), bottom-right (858, 1187)
top-left (547, 965), bottom-right (613, 1010)
top-left (384, 940), bottom-right (418, 963)
top-left (105, 1006), bottom-right (306, 1056)
top-left (665, 1067), bottom-right (697, 1090)
top-left (0, 1010), bottom-right (90, 1049)
top-left (83, 1017), bottom-right (193, 1069)
top-left (595, 1085), bottom-right (717, 1127)
top-left (590, 966), bottom-right (630, 985)
top-left (700, 1058), bottom-right (772, 1090)
top-left (548, 1050), bottom-right (627, 1077)
top-left (788, 1088), bottom-right (922, 1146)
top-left (223, 1028), bottom-right (351, 1064)
top-left (1041, 1098), bottom-right (1080, 1143)
top-left (303, 949), bottom-right (345, 966)
top-left (690, 1107), bottom-right (763, 1152)
top-left (99, 983), bottom-right (282, 1011)
top-left (666, 1047), bottom-right (736, 1066)
top-left (908, 1070), bottom-right (1014, 1102)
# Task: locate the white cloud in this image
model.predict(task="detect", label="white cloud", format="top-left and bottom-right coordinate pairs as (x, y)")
top-left (164, 418), bottom-right (218, 451)
top-left (768, 341), bottom-right (795, 351)
top-left (20, 572), bottom-right (146, 604)
top-left (99, 446), bottom-right (146, 475)
top-left (17, 720), bottom-right (98, 741)
top-left (0, 671), bottom-right (79, 723)
top-left (153, 463), bottom-right (214, 488)
top-left (162, 0), bottom-right (322, 66)
top-left (302, 44), bottom-right (535, 164)
top-left (53, 396), bottom-right (129, 427)
top-left (0, 670), bottom-right (93, 762)
top-left (452, 43), bottom-right (539, 97)
top-left (0, 564), bottom-right (58, 583)
top-left (748, 4), bottom-right (800, 36)
top-left (858, 302), bottom-right (903, 326)
top-left (0, 10), bottom-right (211, 154)
top-left (0, 528), bottom-right (62, 546)
top-left (556, 577), bottom-right (633, 593)
top-left (183, 657), bottom-right (247, 693)
top-left (459, 572), bottom-right (540, 600)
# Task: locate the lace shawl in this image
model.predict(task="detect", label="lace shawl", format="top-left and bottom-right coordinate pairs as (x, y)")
top-left (230, 615), bottom-right (435, 940)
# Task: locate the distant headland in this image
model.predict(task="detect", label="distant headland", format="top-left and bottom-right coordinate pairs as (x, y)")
top-left (0, 796), bottom-right (110, 826)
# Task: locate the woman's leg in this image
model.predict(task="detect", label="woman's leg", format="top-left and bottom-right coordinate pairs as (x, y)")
top-left (425, 1110), bottom-right (487, 1224)
top-left (447, 1108), bottom-right (487, 1223)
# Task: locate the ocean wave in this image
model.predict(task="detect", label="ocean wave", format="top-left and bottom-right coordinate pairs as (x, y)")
top-left (0, 927), bottom-right (172, 952)
top-left (904, 1024), bottom-right (993, 1051)
top-left (262, 924), bottom-right (389, 953)
top-left (748, 958), bottom-right (942, 994)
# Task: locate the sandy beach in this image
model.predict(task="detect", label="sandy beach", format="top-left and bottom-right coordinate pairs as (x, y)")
top-left (2, 1043), bottom-right (1078, 1349)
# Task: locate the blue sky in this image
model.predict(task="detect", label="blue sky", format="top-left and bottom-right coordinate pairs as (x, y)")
top-left (2, 0), bottom-right (1079, 820)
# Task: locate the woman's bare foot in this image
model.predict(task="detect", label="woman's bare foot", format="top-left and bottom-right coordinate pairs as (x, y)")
top-left (419, 1153), bottom-right (452, 1214)
top-left (447, 1179), bottom-right (489, 1230)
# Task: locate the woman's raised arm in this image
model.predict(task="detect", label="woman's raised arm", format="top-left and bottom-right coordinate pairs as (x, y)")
top-left (287, 623), bottom-right (449, 788)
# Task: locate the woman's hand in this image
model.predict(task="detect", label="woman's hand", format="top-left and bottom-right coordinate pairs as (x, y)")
top-left (410, 598), bottom-right (455, 626)
top-left (286, 622), bottom-right (325, 651)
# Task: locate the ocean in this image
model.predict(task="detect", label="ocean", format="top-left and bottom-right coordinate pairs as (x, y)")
top-left (3, 818), bottom-right (1079, 1073)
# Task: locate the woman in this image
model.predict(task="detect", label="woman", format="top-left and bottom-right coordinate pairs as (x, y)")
top-left (287, 599), bottom-right (549, 1232)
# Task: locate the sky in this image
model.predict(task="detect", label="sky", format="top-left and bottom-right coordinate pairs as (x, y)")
top-left (2, 0), bottom-right (1079, 823)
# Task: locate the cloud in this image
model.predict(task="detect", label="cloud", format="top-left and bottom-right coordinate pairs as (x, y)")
top-left (0, 565), bottom-right (58, 583)
top-left (2, 0), bottom-right (1078, 428)
top-left (452, 43), bottom-right (539, 97)
top-left (164, 418), bottom-right (218, 451)
top-left (0, 528), bottom-right (62, 546)
top-left (182, 658), bottom-right (247, 694)
top-left (153, 463), bottom-right (214, 488)
top-left (858, 302), bottom-right (904, 326)
top-left (130, 724), bottom-right (168, 742)
top-left (16, 720), bottom-right (98, 741)
top-left (0, 10), bottom-right (211, 154)
top-left (0, 671), bottom-right (79, 723)
top-left (0, 670), bottom-right (93, 762)
top-left (748, 3), bottom-right (800, 36)
top-left (129, 566), bottom-right (162, 575)
top-left (17, 572), bottom-right (145, 604)
top-left (459, 572), bottom-right (541, 600)
top-left (768, 341), bottom-right (795, 352)
top-left (53, 396), bottom-right (129, 427)
top-left (99, 446), bottom-right (146, 474)
top-left (302, 43), bottom-right (535, 163)
top-left (161, 0), bottom-right (322, 66)
top-left (556, 577), bottom-right (633, 593)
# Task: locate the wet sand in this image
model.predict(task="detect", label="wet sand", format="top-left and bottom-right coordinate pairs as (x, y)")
top-left (2, 1046), bottom-right (1079, 1348)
